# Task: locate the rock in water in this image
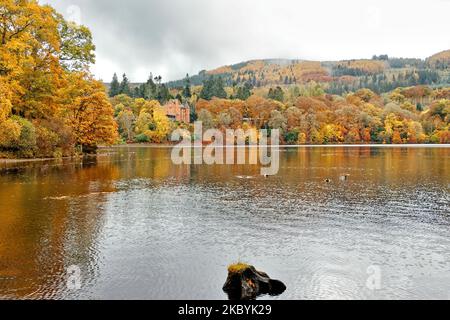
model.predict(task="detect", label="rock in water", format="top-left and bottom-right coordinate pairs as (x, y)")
top-left (82, 144), bottom-right (98, 154)
top-left (223, 264), bottom-right (286, 300)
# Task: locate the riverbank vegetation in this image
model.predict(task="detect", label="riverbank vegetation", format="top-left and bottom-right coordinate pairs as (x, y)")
top-left (109, 51), bottom-right (449, 145)
top-left (110, 75), bottom-right (449, 145)
top-left (0, 0), bottom-right (117, 159)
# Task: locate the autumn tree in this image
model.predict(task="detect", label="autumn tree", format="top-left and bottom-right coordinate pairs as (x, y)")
top-left (268, 110), bottom-right (287, 134)
top-left (117, 109), bottom-right (136, 141)
top-left (145, 107), bottom-right (171, 143)
top-left (56, 12), bottom-right (96, 71)
top-left (63, 73), bottom-right (118, 151)
top-left (132, 99), bottom-right (172, 143)
top-left (197, 109), bottom-right (215, 130)
top-left (0, 0), bottom-right (60, 118)
top-left (0, 1), bottom-right (116, 158)
top-left (0, 78), bottom-right (12, 122)
top-left (268, 86), bottom-right (285, 102)
top-left (246, 95), bottom-right (283, 129)
top-left (285, 107), bottom-right (303, 132)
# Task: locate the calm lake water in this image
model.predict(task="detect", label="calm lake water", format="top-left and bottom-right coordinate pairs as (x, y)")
top-left (0, 146), bottom-right (449, 300)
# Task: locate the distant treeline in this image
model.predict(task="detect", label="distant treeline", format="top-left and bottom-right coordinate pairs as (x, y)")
top-left (163, 54), bottom-right (450, 95)
top-left (110, 74), bottom-right (450, 145)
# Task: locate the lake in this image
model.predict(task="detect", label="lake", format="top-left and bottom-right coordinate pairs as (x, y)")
top-left (0, 146), bottom-right (449, 300)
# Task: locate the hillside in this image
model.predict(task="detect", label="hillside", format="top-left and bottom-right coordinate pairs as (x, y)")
top-left (167, 51), bottom-right (450, 95)
top-left (427, 49), bottom-right (450, 70)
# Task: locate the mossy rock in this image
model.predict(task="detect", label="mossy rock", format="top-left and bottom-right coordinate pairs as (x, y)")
top-left (223, 264), bottom-right (286, 300)
top-left (82, 144), bottom-right (98, 154)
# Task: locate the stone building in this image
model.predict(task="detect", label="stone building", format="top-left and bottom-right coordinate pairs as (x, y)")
top-left (163, 100), bottom-right (190, 123)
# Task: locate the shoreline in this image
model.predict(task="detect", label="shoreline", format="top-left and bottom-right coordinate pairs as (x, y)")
top-left (0, 157), bottom-right (68, 164)
top-left (0, 154), bottom-right (91, 165)
top-left (1, 143), bottom-right (449, 164)
top-left (113, 143), bottom-right (450, 148)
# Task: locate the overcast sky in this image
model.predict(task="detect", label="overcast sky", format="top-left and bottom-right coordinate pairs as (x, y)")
top-left (42, 0), bottom-right (450, 82)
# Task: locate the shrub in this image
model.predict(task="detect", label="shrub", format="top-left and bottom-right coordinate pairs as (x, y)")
top-left (134, 133), bottom-right (149, 143)
top-left (284, 131), bottom-right (299, 145)
top-left (297, 132), bottom-right (307, 144)
top-left (0, 119), bottom-right (21, 149)
top-left (35, 125), bottom-right (60, 158)
top-left (429, 133), bottom-right (440, 144)
top-left (10, 116), bottom-right (37, 158)
top-left (0, 117), bottom-right (37, 158)
top-left (53, 148), bottom-right (63, 159)
top-left (438, 130), bottom-right (450, 143)
top-left (35, 118), bottom-right (76, 157)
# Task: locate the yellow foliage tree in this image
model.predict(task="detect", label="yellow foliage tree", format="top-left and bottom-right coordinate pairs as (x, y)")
top-left (0, 78), bottom-right (12, 122)
top-left (135, 110), bottom-right (154, 135)
top-left (63, 73), bottom-right (117, 149)
top-left (0, 119), bottom-right (21, 148)
top-left (0, 1), bottom-right (114, 157)
top-left (146, 107), bottom-right (171, 143)
top-left (0, 0), bottom-right (62, 117)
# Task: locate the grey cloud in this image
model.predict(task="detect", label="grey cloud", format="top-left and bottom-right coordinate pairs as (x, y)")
top-left (46, 0), bottom-right (275, 82)
top-left (43, 0), bottom-right (450, 82)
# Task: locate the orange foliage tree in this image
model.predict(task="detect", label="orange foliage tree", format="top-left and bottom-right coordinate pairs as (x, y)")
top-left (0, 1), bottom-right (117, 158)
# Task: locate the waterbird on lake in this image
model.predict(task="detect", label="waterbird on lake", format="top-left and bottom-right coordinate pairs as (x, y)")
top-left (339, 174), bottom-right (350, 182)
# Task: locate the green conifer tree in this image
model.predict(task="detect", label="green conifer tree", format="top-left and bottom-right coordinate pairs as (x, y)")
top-left (119, 73), bottom-right (132, 96)
top-left (109, 73), bottom-right (120, 97)
top-left (182, 74), bottom-right (192, 99)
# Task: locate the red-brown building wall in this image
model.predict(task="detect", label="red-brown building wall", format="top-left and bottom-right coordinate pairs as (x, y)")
top-left (164, 100), bottom-right (190, 123)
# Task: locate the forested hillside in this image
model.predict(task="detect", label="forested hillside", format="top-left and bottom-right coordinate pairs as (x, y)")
top-left (108, 51), bottom-right (449, 146)
top-left (166, 51), bottom-right (450, 95)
